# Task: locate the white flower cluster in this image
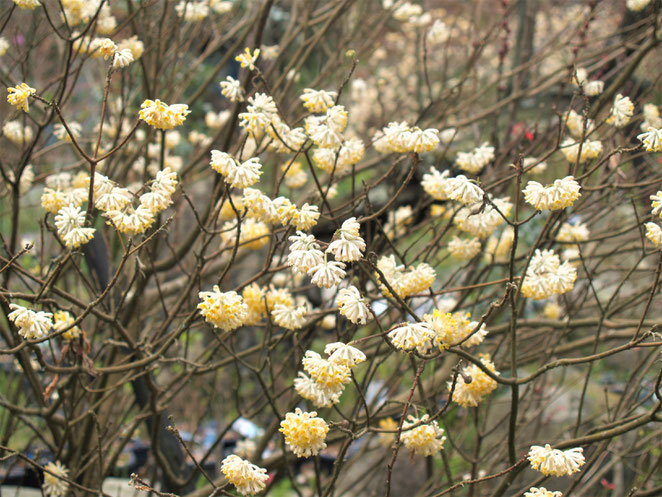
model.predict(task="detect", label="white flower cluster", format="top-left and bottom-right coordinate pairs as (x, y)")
top-left (523, 176), bottom-right (581, 211)
top-left (521, 249), bottom-right (577, 300)
top-left (373, 121), bottom-right (440, 154)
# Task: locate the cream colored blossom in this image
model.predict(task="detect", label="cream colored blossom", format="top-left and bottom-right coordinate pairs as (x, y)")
top-left (42, 461), bottom-right (69, 497)
top-left (236, 47), bottom-right (260, 70)
top-left (401, 414), bottom-right (446, 456)
top-left (388, 322), bottom-right (435, 351)
top-left (8, 304), bottom-right (53, 340)
top-left (220, 455), bottom-right (268, 496)
top-left (280, 408), bottom-right (329, 458)
top-left (337, 286), bottom-right (371, 325)
top-left (528, 444), bottom-right (585, 477)
top-left (7, 83), bottom-right (36, 112)
top-left (523, 176), bottom-right (581, 211)
top-left (449, 355), bottom-right (499, 407)
top-left (197, 286), bottom-right (248, 331)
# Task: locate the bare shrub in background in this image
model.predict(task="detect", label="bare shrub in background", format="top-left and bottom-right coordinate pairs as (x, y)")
top-left (1, 0), bottom-right (662, 496)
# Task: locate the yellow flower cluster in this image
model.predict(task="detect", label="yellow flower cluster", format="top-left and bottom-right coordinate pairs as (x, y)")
top-left (449, 354), bottom-right (499, 407)
top-left (423, 310), bottom-right (488, 349)
top-left (235, 47), bottom-right (260, 70)
top-left (295, 344), bottom-right (364, 408)
top-left (53, 310), bottom-right (82, 340)
top-left (197, 286), bottom-right (248, 332)
top-left (279, 408), bottom-right (329, 458)
top-left (301, 350), bottom-right (352, 391)
top-left (400, 414), bottom-right (446, 456)
top-left (139, 99), bottom-right (190, 130)
top-left (7, 83), bottom-right (36, 112)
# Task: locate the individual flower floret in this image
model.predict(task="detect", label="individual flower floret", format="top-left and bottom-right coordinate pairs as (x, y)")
top-left (0, 37), bottom-right (8, 56)
top-left (528, 444), bottom-right (585, 477)
top-left (236, 47), bottom-right (260, 70)
top-left (522, 176), bottom-right (581, 211)
top-left (336, 285), bottom-right (371, 325)
top-left (220, 76), bottom-right (245, 102)
top-left (197, 286), bottom-right (248, 331)
top-left (637, 127), bottom-right (662, 152)
top-left (300, 88), bottom-right (337, 113)
top-left (449, 354), bottom-right (499, 407)
top-left (326, 217), bottom-right (365, 262)
top-left (388, 322), bottom-right (435, 351)
top-left (445, 175), bottom-right (484, 205)
top-left (54, 205), bottom-right (95, 249)
top-left (607, 94), bottom-right (634, 128)
top-left (324, 342), bottom-right (366, 367)
top-left (308, 259), bottom-right (346, 288)
top-left (524, 488), bottom-right (562, 497)
top-left (279, 408), bottom-right (329, 458)
top-left (645, 222), bottom-right (662, 247)
top-left (7, 83), bottom-right (36, 112)
top-left (220, 455), bottom-right (268, 496)
top-left (400, 414), bottom-right (446, 456)
top-left (139, 99), bottom-right (190, 130)
top-left (8, 304), bottom-right (53, 340)
top-left (42, 461), bottom-right (69, 497)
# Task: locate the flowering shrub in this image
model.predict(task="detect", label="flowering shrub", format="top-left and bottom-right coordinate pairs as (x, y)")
top-left (1, 1), bottom-right (662, 496)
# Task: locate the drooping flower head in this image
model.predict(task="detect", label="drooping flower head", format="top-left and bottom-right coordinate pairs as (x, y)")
top-left (528, 444), bottom-right (585, 477)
